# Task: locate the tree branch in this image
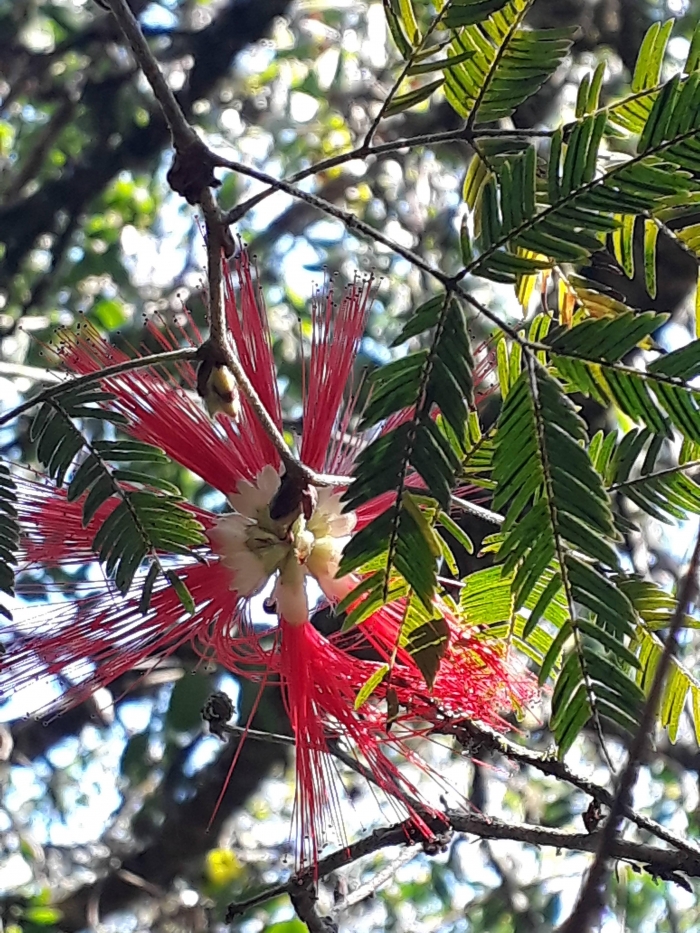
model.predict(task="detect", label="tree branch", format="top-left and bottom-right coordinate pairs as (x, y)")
top-left (225, 809), bottom-right (700, 922)
top-left (439, 719), bottom-right (700, 860)
top-left (101, 0), bottom-right (354, 490)
top-left (290, 877), bottom-right (337, 933)
top-left (103, 0), bottom-right (197, 151)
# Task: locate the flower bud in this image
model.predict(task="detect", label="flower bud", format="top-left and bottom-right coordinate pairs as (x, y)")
top-left (197, 360), bottom-right (240, 420)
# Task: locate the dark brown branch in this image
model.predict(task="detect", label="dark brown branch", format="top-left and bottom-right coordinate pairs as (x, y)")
top-left (101, 0), bottom-right (312, 480)
top-left (439, 719), bottom-right (700, 859)
top-left (201, 713), bottom-right (697, 872)
top-left (225, 809), bottom-right (700, 923)
top-left (290, 877), bottom-right (337, 933)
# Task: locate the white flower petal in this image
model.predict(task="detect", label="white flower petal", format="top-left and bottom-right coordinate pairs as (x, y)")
top-left (222, 549), bottom-right (269, 596)
top-left (258, 463), bottom-right (282, 500)
top-left (314, 487), bottom-right (339, 512)
top-left (307, 489), bottom-right (356, 538)
top-left (208, 513), bottom-right (251, 551)
top-left (316, 570), bottom-right (354, 604)
top-left (228, 465), bottom-right (281, 517)
top-left (273, 557), bottom-right (309, 626)
top-left (325, 512), bottom-right (356, 537)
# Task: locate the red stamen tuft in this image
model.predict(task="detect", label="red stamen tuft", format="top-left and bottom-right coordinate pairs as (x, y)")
top-left (274, 619), bottom-right (440, 867)
top-left (1, 250), bottom-right (540, 873)
top-left (301, 275), bottom-right (373, 472)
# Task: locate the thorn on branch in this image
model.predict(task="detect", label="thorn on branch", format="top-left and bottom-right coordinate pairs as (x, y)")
top-left (583, 800), bottom-right (604, 833)
top-left (202, 690), bottom-right (236, 740)
top-left (166, 137), bottom-right (221, 205)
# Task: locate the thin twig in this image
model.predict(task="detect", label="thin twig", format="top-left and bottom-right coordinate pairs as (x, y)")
top-left (215, 710), bottom-right (699, 872)
top-left (201, 189), bottom-right (226, 348)
top-left (105, 0), bottom-right (528, 354)
top-left (450, 494), bottom-right (504, 525)
top-left (559, 524), bottom-right (700, 933)
top-left (103, 0), bottom-right (197, 149)
top-left (331, 848), bottom-right (417, 916)
top-left (212, 724), bottom-right (388, 793)
top-left (213, 153), bottom-right (526, 345)
top-left (225, 128), bottom-right (471, 225)
top-left (224, 120), bottom-right (552, 228)
top-left (213, 723), bottom-right (294, 747)
top-left (0, 348), bottom-right (198, 427)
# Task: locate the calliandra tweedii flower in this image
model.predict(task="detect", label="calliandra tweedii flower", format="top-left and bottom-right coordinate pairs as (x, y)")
top-left (1, 251), bottom-right (537, 866)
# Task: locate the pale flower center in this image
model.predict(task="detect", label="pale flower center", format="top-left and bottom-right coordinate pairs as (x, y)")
top-left (208, 464), bottom-right (356, 625)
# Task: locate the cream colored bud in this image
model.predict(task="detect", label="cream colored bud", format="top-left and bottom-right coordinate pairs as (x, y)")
top-left (204, 364), bottom-right (240, 420)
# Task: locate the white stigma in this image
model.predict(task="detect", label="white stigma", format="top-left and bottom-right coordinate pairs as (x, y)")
top-left (208, 465), bottom-right (356, 625)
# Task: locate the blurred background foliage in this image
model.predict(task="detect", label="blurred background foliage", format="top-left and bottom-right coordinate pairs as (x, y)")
top-left (3, 0), bottom-right (700, 931)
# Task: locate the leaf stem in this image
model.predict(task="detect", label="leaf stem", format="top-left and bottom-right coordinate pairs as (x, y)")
top-left (362, 7), bottom-right (448, 149)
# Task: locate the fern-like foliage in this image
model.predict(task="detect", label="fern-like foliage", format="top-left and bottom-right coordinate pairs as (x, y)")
top-left (444, 1), bottom-right (574, 125)
top-left (379, 0), bottom-right (573, 128)
top-left (29, 386), bottom-right (205, 609)
top-left (457, 26), bottom-right (700, 293)
top-left (491, 359), bottom-right (643, 752)
top-left (458, 564), bottom-right (569, 670)
top-left (340, 293), bottom-right (474, 616)
top-left (622, 578), bottom-right (700, 743)
top-left (591, 428), bottom-right (700, 526)
top-left (547, 316), bottom-right (700, 445)
top-left (0, 464), bottom-right (19, 622)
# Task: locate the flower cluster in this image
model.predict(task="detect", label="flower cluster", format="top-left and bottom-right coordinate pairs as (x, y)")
top-left (2, 252), bottom-right (537, 866)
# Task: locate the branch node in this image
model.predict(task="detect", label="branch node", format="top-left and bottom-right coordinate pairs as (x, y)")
top-left (290, 877), bottom-right (338, 933)
top-left (166, 137), bottom-right (221, 204)
top-left (202, 691), bottom-right (236, 741)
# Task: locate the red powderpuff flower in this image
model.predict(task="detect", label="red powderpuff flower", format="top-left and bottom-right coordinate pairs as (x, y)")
top-left (2, 252), bottom-right (537, 867)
